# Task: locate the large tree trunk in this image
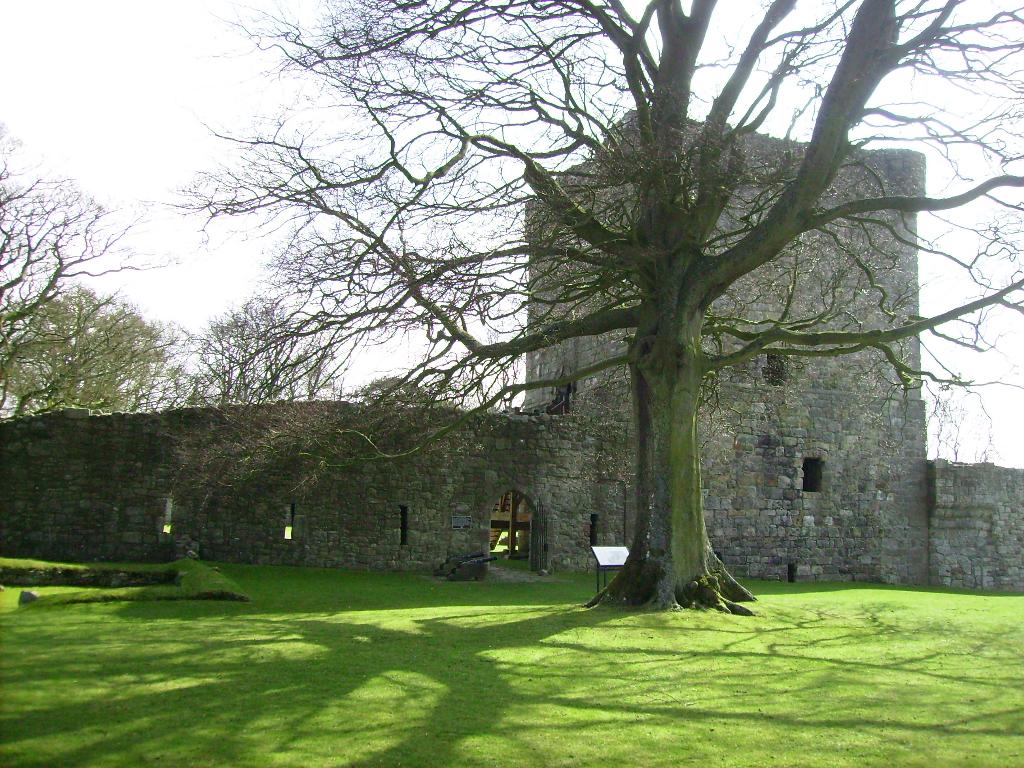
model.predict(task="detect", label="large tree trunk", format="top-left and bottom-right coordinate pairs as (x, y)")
top-left (589, 321), bottom-right (756, 614)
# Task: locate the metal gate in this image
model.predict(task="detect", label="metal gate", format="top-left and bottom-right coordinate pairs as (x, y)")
top-left (529, 503), bottom-right (550, 572)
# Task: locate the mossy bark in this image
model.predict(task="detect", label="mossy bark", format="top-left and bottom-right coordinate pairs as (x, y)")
top-left (589, 319), bottom-right (755, 615)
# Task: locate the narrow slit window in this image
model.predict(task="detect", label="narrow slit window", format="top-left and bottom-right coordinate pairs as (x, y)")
top-left (399, 505), bottom-right (409, 546)
top-left (802, 458), bottom-right (823, 492)
top-left (161, 498), bottom-right (173, 535)
top-left (589, 513), bottom-right (599, 547)
top-left (284, 502), bottom-right (296, 540)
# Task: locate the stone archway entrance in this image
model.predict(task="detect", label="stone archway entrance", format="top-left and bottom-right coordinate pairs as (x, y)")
top-left (489, 490), bottom-right (533, 560)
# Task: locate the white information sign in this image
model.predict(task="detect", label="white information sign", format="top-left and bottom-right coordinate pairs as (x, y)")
top-left (591, 546), bottom-right (629, 568)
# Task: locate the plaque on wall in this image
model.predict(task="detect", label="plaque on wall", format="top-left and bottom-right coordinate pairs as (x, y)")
top-left (451, 514), bottom-right (473, 530)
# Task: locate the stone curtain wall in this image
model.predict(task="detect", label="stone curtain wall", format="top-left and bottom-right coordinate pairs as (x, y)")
top-left (929, 461), bottom-right (1024, 591)
top-left (3, 408), bottom-right (1022, 591)
top-left (175, 409), bottom-right (628, 572)
top-left (0, 408), bottom-right (178, 562)
top-left (0, 406), bottom-right (629, 572)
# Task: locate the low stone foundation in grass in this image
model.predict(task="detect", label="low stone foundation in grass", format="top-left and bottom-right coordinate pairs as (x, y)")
top-left (0, 557), bottom-right (249, 605)
top-left (0, 565), bottom-right (177, 588)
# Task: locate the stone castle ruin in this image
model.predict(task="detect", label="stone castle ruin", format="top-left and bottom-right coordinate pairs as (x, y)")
top-left (1, 134), bottom-right (1021, 592)
top-left (524, 140), bottom-right (932, 585)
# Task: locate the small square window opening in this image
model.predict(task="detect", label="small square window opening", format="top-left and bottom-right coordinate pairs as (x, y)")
top-left (802, 458), bottom-right (823, 492)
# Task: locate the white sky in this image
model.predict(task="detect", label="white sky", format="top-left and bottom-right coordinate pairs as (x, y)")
top-left (0, 1), bottom-right (277, 325)
top-left (1, 1), bottom-right (1022, 466)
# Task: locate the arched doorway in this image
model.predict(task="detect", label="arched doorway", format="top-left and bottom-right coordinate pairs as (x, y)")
top-left (488, 490), bottom-right (532, 560)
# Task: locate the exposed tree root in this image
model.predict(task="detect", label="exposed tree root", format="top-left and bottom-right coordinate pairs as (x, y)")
top-left (708, 552), bottom-right (757, 604)
top-left (586, 557), bottom-right (756, 616)
top-left (677, 574), bottom-right (755, 616)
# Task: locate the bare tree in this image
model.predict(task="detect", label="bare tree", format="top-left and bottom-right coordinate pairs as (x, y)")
top-left (926, 382), bottom-right (996, 463)
top-left (186, 296), bottom-right (345, 406)
top-left (0, 129), bottom-right (132, 411)
top-left (194, 1), bottom-right (1024, 611)
top-left (2, 286), bottom-right (184, 417)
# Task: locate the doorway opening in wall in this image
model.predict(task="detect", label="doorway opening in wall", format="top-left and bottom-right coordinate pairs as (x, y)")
top-left (489, 490), bottom-right (533, 561)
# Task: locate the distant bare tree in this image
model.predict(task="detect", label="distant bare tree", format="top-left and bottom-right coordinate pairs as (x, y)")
top-left (2, 286), bottom-right (183, 417)
top-left (0, 129), bottom-right (133, 412)
top-left (186, 297), bottom-right (345, 406)
top-left (195, 1), bottom-right (1024, 611)
top-left (927, 382), bottom-right (996, 463)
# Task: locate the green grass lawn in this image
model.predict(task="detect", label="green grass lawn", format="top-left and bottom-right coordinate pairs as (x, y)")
top-left (1, 562), bottom-right (1021, 767)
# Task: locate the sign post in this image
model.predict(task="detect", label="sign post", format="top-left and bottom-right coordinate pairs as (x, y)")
top-left (591, 546), bottom-right (629, 592)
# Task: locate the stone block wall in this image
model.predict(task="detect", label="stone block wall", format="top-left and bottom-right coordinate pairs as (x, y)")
top-left (0, 405), bottom-right (629, 573)
top-left (3, 406), bottom-right (1020, 592)
top-left (523, 326), bottom-right (931, 585)
top-left (928, 460), bottom-right (1024, 591)
top-left (700, 383), bottom-right (929, 585)
top-left (0, 408), bottom-right (177, 563)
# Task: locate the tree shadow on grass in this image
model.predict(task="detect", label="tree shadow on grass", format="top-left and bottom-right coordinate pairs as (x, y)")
top-left (750, 578), bottom-right (1024, 598)
top-left (2, 600), bottom-right (626, 766)
top-left (2, 572), bottom-right (1022, 767)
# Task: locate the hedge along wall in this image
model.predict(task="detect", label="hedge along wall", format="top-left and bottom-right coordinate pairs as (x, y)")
top-left (928, 460), bottom-right (1024, 591)
top-left (0, 405), bottom-right (630, 572)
